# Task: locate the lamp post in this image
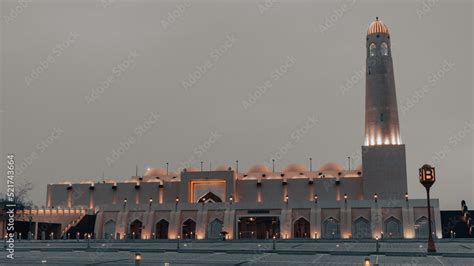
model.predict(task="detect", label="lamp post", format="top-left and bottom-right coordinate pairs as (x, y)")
top-left (134, 253), bottom-right (142, 266)
top-left (419, 164), bottom-right (436, 253)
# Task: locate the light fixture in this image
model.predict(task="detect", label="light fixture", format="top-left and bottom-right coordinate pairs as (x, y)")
top-left (364, 257), bottom-right (370, 266)
top-left (374, 193), bottom-right (378, 202)
top-left (175, 196), bottom-right (180, 203)
top-left (135, 253), bottom-right (142, 265)
top-left (405, 192), bottom-right (409, 201)
top-left (419, 164), bottom-right (437, 253)
top-left (314, 194), bottom-right (318, 203)
top-left (344, 194), bottom-right (348, 202)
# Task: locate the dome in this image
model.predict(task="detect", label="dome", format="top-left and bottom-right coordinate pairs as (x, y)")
top-left (215, 165), bottom-right (230, 171)
top-left (186, 167), bottom-right (200, 172)
top-left (318, 162), bottom-right (345, 172)
top-left (283, 163), bottom-right (308, 173)
top-left (367, 17), bottom-right (389, 35)
top-left (144, 167), bottom-right (167, 177)
top-left (247, 164), bottom-right (271, 173)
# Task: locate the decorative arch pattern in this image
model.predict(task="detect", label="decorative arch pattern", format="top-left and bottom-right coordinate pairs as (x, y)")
top-left (103, 219), bottom-right (116, 239)
top-left (322, 217), bottom-right (340, 239)
top-left (352, 217), bottom-right (371, 239)
top-left (207, 218), bottom-right (224, 239)
top-left (415, 216), bottom-right (434, 238)
top-left (384, 216), bottom-right (402, 238)
top-left (294, 217), bottom-right (310, 238)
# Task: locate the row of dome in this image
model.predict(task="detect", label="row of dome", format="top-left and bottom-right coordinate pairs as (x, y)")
top-left (144, 163), bottom-right (362, 177)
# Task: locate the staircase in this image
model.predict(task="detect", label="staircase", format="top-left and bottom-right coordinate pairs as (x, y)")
top-left (62, 214), bottom-right (97, 239)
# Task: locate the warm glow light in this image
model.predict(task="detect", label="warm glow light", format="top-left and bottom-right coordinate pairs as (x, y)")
top-left (135, 253), bottom-right (142, 262)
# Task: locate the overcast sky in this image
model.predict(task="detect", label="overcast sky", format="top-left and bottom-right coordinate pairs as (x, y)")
top-left (1, 0), bottom-right (472, 210)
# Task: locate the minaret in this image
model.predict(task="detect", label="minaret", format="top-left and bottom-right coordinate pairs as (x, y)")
top-left (364, 17), bottom-right (401, 146)
top-left (362, 18), bottom-right (408, 200)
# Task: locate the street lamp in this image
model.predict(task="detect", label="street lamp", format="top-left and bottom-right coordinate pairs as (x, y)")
top-left (134, 253), bottom-right (142, 266)
top-left (419, 164), bottom-right (436, 253)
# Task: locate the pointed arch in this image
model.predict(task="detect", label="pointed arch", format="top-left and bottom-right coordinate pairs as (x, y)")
top-left (352, 216), bottom-right (371, 239)
top-left (415, 216), bottom-right (434, 238)
top-left (381, 42), bottom-right (388, 56)
top-left (293, 217), bottom-right (310, 238)
top-left (103, 219), bottom-right (116, 239)
top-left (322, 217), bottom-right (340, 239)
top-left (182, 218), bottom-right (196, 239)
top-left (198, 192), bottom-right (222, 203)
top-left (384, 216), bottom-right (402, 238)
top-left (155, 219), bottom-right (169, 239)
top-left (129, 219), bottom-right (143, 239)
top-left (207, 218), bottom-right (224, 239)
top-left (369, 43), bottom-right (376, 57)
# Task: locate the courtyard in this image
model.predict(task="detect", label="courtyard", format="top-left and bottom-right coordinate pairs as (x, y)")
top-left (2, 239), bottom-right (474, 265)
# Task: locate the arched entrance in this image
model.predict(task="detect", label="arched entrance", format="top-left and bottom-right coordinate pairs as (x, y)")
top-left (293, 217), bottom-right (310, 238)
top-left (103, 220), bottom-right (116, 239)
top-left (207, 219), bottom-right (224, 239)
top-left (415, 216), bottom-right (434, 238)
top-left (322, 217), bottom-right (340, 239)
top-left (384, 216), bottom-right (402, 238)
top-left (129, 219), bottom-right (143, 239)
top-left (155, 219), bottom-right (169, 239)
top-left (352, 217), bottom-right (371, 239)
top-left (182, 219), bottom-right (196, 239)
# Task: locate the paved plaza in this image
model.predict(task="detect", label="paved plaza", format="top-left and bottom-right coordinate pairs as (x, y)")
top-left (2, 239), bottom-right (474, 265)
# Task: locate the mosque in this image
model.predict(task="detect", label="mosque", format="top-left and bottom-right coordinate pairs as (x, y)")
top-left (8, 18), bottom-right (442, 241)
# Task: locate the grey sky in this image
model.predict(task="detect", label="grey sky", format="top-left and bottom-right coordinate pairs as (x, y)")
top-left (0, 0), bottom-right (472, 210)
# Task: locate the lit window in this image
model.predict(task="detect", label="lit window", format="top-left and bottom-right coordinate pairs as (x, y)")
top-left (381, 42), bottom-right (388, 56)
top-left (369, 43), bottom-right (376, 57)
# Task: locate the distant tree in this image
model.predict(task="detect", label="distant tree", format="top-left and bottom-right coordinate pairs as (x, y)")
top-left (0, 180), bottom-right (33, 211)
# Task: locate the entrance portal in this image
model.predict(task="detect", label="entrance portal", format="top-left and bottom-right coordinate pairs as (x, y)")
top-left (182, 219), bottom-right (196, 239)
top-left (293, 217), bottom-right (310, 238)
top-left (238, 216), bottom-right (280, 239)
top-left (129, 219), bottom-right (143, 239)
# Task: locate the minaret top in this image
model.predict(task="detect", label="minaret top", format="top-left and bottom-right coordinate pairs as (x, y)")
top-left (367, 17), bottom-right (389, 35)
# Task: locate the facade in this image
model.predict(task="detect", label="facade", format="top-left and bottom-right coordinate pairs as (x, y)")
top-left (10, 18), bottom-right (442, 241)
